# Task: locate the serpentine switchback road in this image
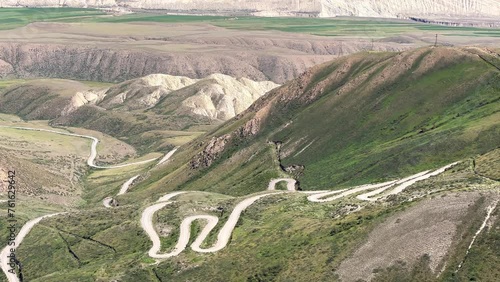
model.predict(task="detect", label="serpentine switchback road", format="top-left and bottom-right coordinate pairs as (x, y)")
top-left (0, 125), bottom-right (465, 279)
top-left (0, 126), bottom-right (176, 281)
top-left (141, 162), bottom-right (460, 259)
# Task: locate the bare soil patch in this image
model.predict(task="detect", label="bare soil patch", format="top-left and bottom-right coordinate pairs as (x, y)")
top-left (336, 192), bottom-right (483, 282)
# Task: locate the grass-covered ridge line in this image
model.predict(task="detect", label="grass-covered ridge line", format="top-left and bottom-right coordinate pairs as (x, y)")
top-left (138, 47), bottom-right (499, 197)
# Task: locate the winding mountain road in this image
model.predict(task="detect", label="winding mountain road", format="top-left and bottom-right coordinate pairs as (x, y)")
top-left (143, 183), bottom-right (290, 258)
top-left (140, 192), bottom-right (187, 258)
top-left (0, 125), bottom-right (168, 280)
top-left (142, 162), bottom-right (459, 259)
top-left (0, 213), bottom-right (64, 282)
top-left (0, 126), bottom-right (158, 169)
top-left (1, 124), bottom-right (462, 272)
top-left (102, 146), bottom-right (179, 208)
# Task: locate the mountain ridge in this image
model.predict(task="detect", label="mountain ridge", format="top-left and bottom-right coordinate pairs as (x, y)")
top-left (138, 46), bottom-right (499, 197)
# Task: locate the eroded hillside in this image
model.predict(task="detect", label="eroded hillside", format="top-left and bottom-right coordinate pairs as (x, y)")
top-left (0, 74), bottom-right (278, 151)
top-left (0, 21), bottom-right (424, 84)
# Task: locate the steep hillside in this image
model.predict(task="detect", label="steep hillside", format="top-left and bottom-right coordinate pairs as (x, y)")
top-left (2, 47), bottom-right (499, 282)
top-left (98, 74), bottom-right (197, 110)
top-left (12, 155), bottom-right (500, 282)
top-left (0, 79), bottom-right (92, 120)
top-left (140, 46), bottom-right (500, 196)
top-left (0, 42), bottom-right (336, 84)
top-left (100, 73), bottom-right (278, 120)
top-left (320, 0), bottom-right (500, 18)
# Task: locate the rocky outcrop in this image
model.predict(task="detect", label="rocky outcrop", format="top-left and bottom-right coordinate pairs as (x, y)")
top-left (320, 0), bottom-right (499, 18)
top-left (177, 75), bottom-right (278, 121)
top-left (101, 73), bottom-right (278, 120)
top-left (236, 118), bottom-right (261, 138)
top-left (190, 117), bottom-right (263, 169)
top-left (0, 73), bottom-right (278, 123)
top-left (61, 89), bottom-right (106, 116)
top-left (190, 134), bottom-right (231, 169)
top-left (0, 59), bottom-right (13, 77)
top-left (99, 74), bottom-right (197, 110)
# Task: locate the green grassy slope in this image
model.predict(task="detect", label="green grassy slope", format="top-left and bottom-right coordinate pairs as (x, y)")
top-left (0, 79), bottom-right (88, 120)
top-left (5, 46), bottom-right (500, 282)
top-left (138, 46), bottom-right (499, 198)
top-left (53, 13), bottom-right (500, 38)
top-left (0, 8), bottom-right (105, 30)
top-left (12, 160), bottom-right (498, 282)
top-left (0, 78), bottom-right (211, 153)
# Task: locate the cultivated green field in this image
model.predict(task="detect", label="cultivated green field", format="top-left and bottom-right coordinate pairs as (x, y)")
top-left (0, 7), bottom-right (105, 30)
top-left (1, 8), bottom-right (499, 38)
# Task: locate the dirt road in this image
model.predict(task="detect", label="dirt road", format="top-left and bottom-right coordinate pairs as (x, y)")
top-left (142, 191), bottom-right (282, 258)
top-left (0, 213), bottom-right (63, 282)
top-left (0, 126), bottom-right (158, 168)
top-left (141, 162), bottom-right (459, 259)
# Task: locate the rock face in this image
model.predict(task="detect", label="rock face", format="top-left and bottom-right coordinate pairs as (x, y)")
top-left (179, 75), bottom-right (278, 120)
top-left (190, 117), bottom-right (263, 169)
top-left (190, 134), bottom-right (231, 169)
top-left (102, 73), bottom-right (279, 121)
top-left (1, 0), bottom-right (498, 18)
top-left (99, 74), bottom-right (197, 110)
top-left (0, 42), bottom-right (334, 84)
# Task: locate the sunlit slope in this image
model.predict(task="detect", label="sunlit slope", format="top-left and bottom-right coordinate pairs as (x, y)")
top-left (145, 46), bottom-right (499, 195)
top-left (266, 47), bottom-right (500, 189)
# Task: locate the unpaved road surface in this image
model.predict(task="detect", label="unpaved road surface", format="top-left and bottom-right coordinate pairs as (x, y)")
top-left (103, 147), bottom-right (180, 208)
top-left (0, 213), bottom-right (63, 282)
top-left (141, 192), bottom-right (187, 258)
top-left (118, 175), bottom-right (140, 196)
top-left (142, 191), bottom-right (282, 258)
top-left (0, 126), bottom-right (158, 169)
top-left (157, 147), bottom-right (179, 166)
top-left (142, 162), bottom-right (459, 259)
